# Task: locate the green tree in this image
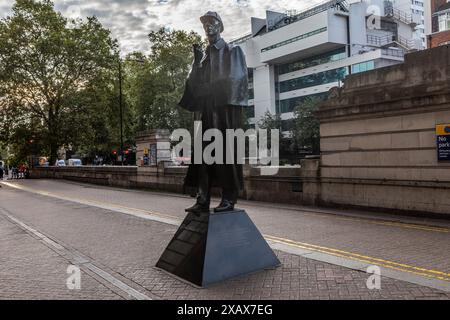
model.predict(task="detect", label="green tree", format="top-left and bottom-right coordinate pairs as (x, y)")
top-left (240, 106), bottom-right (253, 131)
top-left (257, 111), bottom-right (291, 154)
top-left (125, 28), bottom-right (202, 133)
top-left (292, 97), bottom-right (321, 155)
top-left (68, 67), bottom-right (121, 163)
top-left (0, 0), bottom-right (118, 163)
top-left (258, 111), bottom-right (283, 132)
top-left (0, 145), bottom-right (6, 161)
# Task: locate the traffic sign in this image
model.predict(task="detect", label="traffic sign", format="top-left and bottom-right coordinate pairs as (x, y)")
top-left (436, 124), bottom-right (450, 161)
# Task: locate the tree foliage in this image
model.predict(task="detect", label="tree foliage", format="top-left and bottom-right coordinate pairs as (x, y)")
top-left (258, 111), bottom-right (281, 150)
top-left (0, 0), bottom-right (118, 163)
top-left (292, 97), bottom-right (321, 155)
top-left (0, 1), bottom-right (216, 165)
top-left (257, 97), bottom-right (322, 163)
top-left (124, 28), bottom-right (202, 133)
top-left (257, 111), bottom-right (282, 131)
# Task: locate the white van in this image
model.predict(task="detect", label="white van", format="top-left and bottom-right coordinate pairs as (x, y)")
top-left (55, 160), bottom-right (66, 167)
top-left (68, 159), bottom-right (82, 166)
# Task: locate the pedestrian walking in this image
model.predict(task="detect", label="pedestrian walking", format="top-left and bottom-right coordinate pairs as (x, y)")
top-left (12, 166), bottom-right (17, 179)
top-left (18, 164), bottom-right (24, 179)
top-left (0, 166), bottom-right (4, 180)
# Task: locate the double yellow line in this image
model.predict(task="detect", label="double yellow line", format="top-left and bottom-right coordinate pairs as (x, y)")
top-left (2, 181), bottom-right (450, 283)
top-left (295, 212), bottom-right (450, 233)
top-left (265, 235), bottom-right (450, 282)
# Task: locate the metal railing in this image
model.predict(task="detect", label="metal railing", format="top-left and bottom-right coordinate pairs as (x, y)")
top-left (396, 35), bottom-right (417, 51)
top-left (229, 33), bottom-right (253, 45)
top-left (366, 34), bottom-right (417, 51)
top-left (381, 48), bottom-right (405, 58)
top-left (269, 0), bottom-right (349, 32)
top-left (230, 0), bottom-right (350, 43)
top-left (385, 4), bottom-right (415, 26)
top-left (366, 34), bottom-right (394, 46)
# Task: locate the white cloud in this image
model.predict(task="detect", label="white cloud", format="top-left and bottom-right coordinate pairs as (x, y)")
top-left (0, 0), bottom-right (326, 54)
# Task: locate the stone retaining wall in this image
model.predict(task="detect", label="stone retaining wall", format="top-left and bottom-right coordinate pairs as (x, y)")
top-left (315, 46), bottom-right (450, 215)
top-left (30, 164), bottom-right (304, 205)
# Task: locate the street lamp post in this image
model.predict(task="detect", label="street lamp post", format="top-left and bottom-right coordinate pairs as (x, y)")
top-left (118, 59), bottom-right (124, 166)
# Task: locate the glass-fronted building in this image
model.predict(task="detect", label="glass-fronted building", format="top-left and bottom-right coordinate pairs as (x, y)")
top-left (232, 0), bottom-right (422, 132)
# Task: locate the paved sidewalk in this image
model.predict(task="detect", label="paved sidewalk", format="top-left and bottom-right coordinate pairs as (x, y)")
top-left (4, 179), bottom-right (450, 274)
top-left (0, 180), bottom-right (449, 300)
top-left (0, 214), bottom-right (122, 300)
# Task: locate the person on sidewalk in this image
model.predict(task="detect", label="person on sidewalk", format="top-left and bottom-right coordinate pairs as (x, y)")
top-left (24, 165), bottom-right (30, 179)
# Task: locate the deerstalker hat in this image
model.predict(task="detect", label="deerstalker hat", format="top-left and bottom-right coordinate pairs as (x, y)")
top-left (200, 11), bottom-right (224, 33)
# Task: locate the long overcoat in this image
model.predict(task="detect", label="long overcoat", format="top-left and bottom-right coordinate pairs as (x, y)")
top-left (179, 38), bottom-right (249, 191)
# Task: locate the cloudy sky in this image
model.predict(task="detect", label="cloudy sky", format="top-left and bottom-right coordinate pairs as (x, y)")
top-left (0, 0), bottom-right (329, 54)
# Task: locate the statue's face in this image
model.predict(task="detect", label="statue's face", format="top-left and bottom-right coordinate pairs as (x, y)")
top-left (202, 17), bottom-right (221, 37)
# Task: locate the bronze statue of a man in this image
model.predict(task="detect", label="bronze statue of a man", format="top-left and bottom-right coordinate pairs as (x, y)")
top-left (179, 11), bottom-right (249, 214)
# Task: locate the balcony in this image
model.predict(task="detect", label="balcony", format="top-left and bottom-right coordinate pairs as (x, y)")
top-left (384, 3), bottom-right (419, 28)
top-left (366, 34), bottom-right (419, 51)
top-left (267, 0), bottom-right (349, 32)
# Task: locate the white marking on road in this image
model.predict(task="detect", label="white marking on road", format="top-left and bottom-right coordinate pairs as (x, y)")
top-left (0, 208), bottom-right (152, 300)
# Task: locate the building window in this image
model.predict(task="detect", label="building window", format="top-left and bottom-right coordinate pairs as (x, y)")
top-left (278, 47), bottom-right (347, 75)
top-left (248, 88), bottom-right (254, 99)
top-left (276, 92), bottom-right (328, 114)
top-left (278, 67), bottom-right (348, 93)
top-left (438, 12), bottom-right (450, 32)
top-left (351, 60), bottom-right (375, 74)
top-left (248, 68), bottom-right (254, 79)
top-left (261, 27), bottom-right (328, 53)
top-left (244, 106), bottom-right (255, 119)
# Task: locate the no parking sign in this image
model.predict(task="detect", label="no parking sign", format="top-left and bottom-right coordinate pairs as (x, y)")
top-left (436, 124), bottom-right (450, 161)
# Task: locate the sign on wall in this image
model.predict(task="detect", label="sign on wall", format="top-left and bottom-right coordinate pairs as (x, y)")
top-left (143, 148), bottom-right (150, 166)
top-left (150, 144), bottom-right (157, 166)
top-left (436, 124), bottom-right (450, 161)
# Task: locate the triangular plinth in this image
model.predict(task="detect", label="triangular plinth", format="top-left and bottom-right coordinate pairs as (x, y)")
top-left (156, 210), bottom-right (280, 287)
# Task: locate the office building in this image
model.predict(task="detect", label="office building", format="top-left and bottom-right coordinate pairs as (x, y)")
top-left (231, 0), bottom-right (423, 131)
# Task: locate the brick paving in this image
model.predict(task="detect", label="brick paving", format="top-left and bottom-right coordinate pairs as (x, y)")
top-left (0, 181), bottom-right (449, 300)
top-left (12, 179), bottom-right (450, 274)
top-left (115, 252), bottom-right (449, 300)
top-left (0, 215), bottom-right (122, 300)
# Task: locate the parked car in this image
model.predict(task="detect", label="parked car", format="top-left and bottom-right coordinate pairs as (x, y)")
top-left (68, 159), bottom-right (82, 166)
top-left (55, 160), bottom-right (66, 167)
top-left (39, 157), bottom-right (49, 167)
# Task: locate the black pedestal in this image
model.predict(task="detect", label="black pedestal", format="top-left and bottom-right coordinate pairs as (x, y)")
top-left (156, 209), bottom-right (281, 287)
